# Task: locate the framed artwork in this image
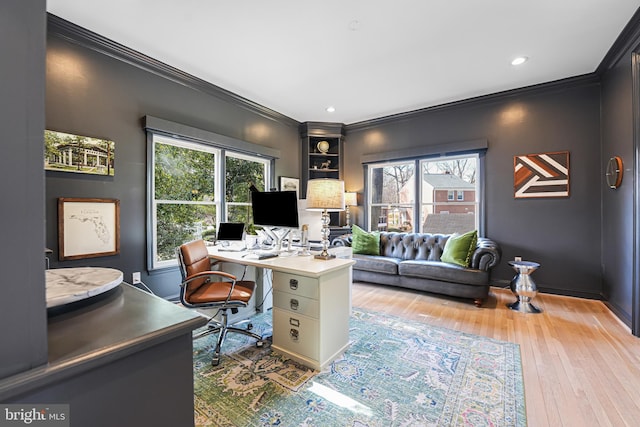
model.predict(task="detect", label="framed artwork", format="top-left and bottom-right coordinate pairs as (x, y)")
top-left (58, 198), bottom-right (120, 260)
top-left (514, 151), bottom-right (569, 198)
top-left (45, 130), bottom-right (115, 176)
top-left (280, 176), bottom-right (300, 198)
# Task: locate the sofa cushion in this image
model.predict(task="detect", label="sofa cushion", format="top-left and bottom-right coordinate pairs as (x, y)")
top-left (398, 260), bottom-right (488, 286)
top-left (352, 225), bottom-right (380, 255)
top-left (353, 254), bottom-right (400, 275)
top-left (441, 230), bottom-right (477, 267)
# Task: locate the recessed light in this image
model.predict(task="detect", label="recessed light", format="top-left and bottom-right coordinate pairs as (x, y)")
top-left (511, 56), bottom-right (528, 66)
top-left (326, 106), bottom-right (336, 113)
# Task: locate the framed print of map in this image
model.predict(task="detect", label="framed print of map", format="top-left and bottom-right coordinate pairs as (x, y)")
top-left (58, 198), bottom-right (120, 260)
top-left (45, 130), bottom-right (115, 176)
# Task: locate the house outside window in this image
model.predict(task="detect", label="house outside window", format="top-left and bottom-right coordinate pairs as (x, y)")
top-left (368, 161), bottom-right (415, 232)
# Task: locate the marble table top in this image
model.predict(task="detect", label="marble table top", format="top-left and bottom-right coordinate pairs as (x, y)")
top-left (46, 267), bottom-right (124, 308)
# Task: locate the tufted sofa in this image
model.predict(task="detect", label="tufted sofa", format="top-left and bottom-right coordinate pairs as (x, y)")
top-left (333, 232), bottom-right (501, 306)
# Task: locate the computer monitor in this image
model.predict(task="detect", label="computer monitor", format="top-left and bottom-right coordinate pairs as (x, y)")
top-left (217, 222), bottom-right (245, 241)
top-left (251, 191), bottom-right (299, 229)
top-left (251, 191), bottom-right (299, 251)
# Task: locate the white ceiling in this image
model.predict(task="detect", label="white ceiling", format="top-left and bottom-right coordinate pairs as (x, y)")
top-left (47, 0), bottom-right (640, 125)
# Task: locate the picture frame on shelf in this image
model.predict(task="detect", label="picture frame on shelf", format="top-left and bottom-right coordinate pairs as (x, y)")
top-left (58, 197), bottom-right (120, 260)
top-left (279, 176), bottom-right (300, 198)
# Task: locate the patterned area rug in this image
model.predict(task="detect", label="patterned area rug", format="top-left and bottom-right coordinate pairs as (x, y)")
top-left (193, 309), bottom-right (526, 426)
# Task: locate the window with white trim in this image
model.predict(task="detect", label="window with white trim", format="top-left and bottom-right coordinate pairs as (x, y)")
top-left (366, 153), bottom-right (481, 235)
top-left (150, 134), bottom-right (271, 269)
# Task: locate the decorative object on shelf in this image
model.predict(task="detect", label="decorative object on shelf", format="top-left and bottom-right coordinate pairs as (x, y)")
top-left (45, 130), bottom-right (115, 176)
top-left (319, 159), bottom-right (332, 169)
top-left (306, 179), bottom-right (345, 259)
top-left (279, 176), bottom-right (300, 198)
top-left (514, 151), bottom-right (569, 198)
top-left (316, 140), bottom-right (330, 154)
top-left (344, 192), bottom-right (358, 228)
top-left (605, 156), bottom-right (623, 189)
top-left (58, 197), bottom-right (120, 260)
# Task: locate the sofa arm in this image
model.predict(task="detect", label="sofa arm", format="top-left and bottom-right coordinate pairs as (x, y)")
top-left (470, 237), bottom-right (501, 271)
top-left (331, 235), bottom-right (352, 247)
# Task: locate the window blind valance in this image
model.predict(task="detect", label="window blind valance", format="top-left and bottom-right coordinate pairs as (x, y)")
top-left (361, 138), bottom-right (487, 164)
top-left (143, 115), bottom-right (280, 159)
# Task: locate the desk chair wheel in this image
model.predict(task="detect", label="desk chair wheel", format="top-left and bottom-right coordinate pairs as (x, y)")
top-left (247, 323), bottom-right (253, 330)
top-left (256, 340), bottom-right (264, 348)
top-left (211, 355), bottom-right (221, 366)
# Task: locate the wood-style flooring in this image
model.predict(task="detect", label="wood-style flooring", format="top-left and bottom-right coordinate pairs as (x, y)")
top-left (351, 282), bottom-right (640, 427)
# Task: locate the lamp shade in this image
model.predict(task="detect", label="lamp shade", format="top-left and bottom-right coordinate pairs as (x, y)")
top-left (306, 179), bottom-right (345, 211)
top-left (344, 192), bottom-right (358, 207)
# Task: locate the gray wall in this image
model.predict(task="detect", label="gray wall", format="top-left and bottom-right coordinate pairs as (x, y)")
top-left (600, 37), bottom-right (638, 327)
top-left (45, 21), bottom-right (300, 297)
top-left (344, 81), bottom-right (603, 299)
top-left (0, 0), bottom-right (48, 380)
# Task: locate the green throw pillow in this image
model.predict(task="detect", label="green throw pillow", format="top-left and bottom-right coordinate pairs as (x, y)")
top-left (351, 225), bottom-right (380, 255)
top-left (441, 230), bottom-right (478, 267)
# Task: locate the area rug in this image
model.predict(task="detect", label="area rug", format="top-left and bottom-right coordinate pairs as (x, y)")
top-left (193, 309), bottom-right (526, 427)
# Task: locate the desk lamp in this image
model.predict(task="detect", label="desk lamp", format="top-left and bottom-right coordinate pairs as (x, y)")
top-left (344, 192), bottom-right (357, 228)
top-left (306, 178), bottom-right (345, 259)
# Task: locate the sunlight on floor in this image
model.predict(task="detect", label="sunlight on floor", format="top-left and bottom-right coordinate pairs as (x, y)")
top-left (308, 382), bottom-right (373, 417)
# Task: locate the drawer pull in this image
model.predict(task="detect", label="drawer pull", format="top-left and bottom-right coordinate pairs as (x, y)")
top-left (289, 317), bottom-right (300, 327)
top-left (289, 279), bottom-right (298, 290)
top-left (290, 328), bottom-right (299, 341)
top-left (290, 298), bottom-right (299, 310)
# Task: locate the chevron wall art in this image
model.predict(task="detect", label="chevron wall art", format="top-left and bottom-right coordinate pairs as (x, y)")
top-left (514, 151), bottom-right (569, 198)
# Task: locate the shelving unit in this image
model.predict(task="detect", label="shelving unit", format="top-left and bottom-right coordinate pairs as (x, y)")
top-left (300, 122), bottom-right (346, 226)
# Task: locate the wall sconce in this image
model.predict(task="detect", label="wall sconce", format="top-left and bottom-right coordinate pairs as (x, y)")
top-left (306, 179), bottom-right (345, 259)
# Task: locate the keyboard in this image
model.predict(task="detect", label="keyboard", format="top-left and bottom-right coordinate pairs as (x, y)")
top-left (252, 250), bottom-right (279, 260)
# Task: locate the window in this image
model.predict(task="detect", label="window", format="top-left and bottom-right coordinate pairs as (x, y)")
top-left (366, 153), bottom-right (481, 235)
top-left (367, 161), bottom-right (415, 232)
top-left (225, 152), bottom-right (269, 225)
top-left (420, 155), bottom-right (478, 234)
top-left (149, 135), bottom-right (271, 269)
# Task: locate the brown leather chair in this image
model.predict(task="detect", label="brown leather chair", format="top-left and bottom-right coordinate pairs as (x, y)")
top-left (177, 239), bottom-right (264, 365)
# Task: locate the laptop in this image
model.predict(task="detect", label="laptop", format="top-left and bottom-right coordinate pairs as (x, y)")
top-left (216, 222), bottom-right (246, 251)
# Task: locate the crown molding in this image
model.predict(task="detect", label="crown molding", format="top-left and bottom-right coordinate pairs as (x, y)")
top-left (346, 73), bottom-right (600, 131)
top-left (596, 7), bottom-right (640, 74)
top-left (46, 14), bottom-right (299, 128)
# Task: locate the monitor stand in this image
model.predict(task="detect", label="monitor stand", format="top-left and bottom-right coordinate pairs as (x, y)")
top-left (262, 227), bottom-right (296, 255)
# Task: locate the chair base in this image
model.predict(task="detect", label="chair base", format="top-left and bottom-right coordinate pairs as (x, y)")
top-left (194, 311), bottom-right (268, 366)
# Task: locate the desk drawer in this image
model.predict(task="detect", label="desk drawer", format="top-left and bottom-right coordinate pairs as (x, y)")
top-left (273, 272), bottom-right (319, 299)
top-left (273, 291), bottom-right (319, 318)
top-left (272, 308), bottom-right (318, 361)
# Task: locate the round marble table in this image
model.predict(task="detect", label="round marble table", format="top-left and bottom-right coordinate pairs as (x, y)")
top-left (46, 267), bottom-right (124, 308)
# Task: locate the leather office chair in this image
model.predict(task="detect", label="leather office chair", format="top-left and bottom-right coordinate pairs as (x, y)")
top-left (177, 239), bottom-right (264, 366)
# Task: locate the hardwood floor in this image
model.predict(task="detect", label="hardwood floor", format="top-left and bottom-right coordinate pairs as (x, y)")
top-left (351, 282), bottom-right (640, 427)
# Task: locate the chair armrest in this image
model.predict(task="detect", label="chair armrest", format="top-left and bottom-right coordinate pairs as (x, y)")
top-left (181, 270), bottom-right (237, 288)
top-left (470, 238), bottom-right (501, 271)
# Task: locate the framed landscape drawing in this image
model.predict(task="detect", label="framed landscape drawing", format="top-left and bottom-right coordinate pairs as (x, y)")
top-left (514, 151), bottom-right (570, 198)
top-left (58, 198), bottom-right (120, 260)
top-left (280, 176), bottom-right (300, 198)
top-left (45, 130), bottom-right (115, 176)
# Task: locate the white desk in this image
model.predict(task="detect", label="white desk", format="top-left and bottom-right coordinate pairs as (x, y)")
top-left (208, 248), bottom-right (354, 370)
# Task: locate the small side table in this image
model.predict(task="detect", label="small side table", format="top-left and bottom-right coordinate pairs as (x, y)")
top-left (508, 260), bottom-right (542, 313)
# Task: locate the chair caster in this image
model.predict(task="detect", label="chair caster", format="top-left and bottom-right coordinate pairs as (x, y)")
top-left (256, 340), bottom-right (264, 348)
top-left (247, 323), bottom-right (253, 330)
top-left (211, 356), bottom-right (220, 366)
